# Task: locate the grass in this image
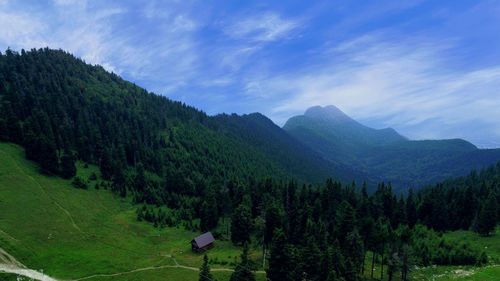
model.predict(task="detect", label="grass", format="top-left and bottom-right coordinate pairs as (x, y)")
top-left (408, 228), bottom-right (500, 281)
top-left (0, 142), bottom-right (265, 281)
top-left (0, 273), bottom-right (17, 281)
top-left (360, 228), bottom-right (500, 280)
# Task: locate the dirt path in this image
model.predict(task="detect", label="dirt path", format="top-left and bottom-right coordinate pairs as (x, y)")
top-left (0, 149), bottom-right (82, 233)
top-left (0, 264), bottom-right (59, 281)
top-left (71, 262), bottom-right (266, 281)
top-left (0, 246), bottom-right (59, 281)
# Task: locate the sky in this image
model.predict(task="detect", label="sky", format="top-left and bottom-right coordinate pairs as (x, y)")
top-left (1, 0), bottom-right (500, 148)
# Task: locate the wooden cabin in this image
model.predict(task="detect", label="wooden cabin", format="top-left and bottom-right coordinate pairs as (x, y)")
top-left (191, 232), bottom-right (215, 252)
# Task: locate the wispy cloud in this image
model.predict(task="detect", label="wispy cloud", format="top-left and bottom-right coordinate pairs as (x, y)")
top-left (0, 1), bottom-right (202, 94)
top-left (223, 12), bottom-right (299, 42)
top-left (249, 32), bottom-right (500, 146)
top-left (1, 1), bottom-right (500, 147)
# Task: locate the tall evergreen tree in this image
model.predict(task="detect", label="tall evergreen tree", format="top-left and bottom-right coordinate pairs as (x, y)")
top-left (39, 135), bottom-right (59, 174)
top-left (60, 150), bottom-right (76, 179)
top-left (344, 230), bottom-right (364, 276)
top-left (200, 188), bottom-right (219, 232)
top-left (267, 228), bottom-right (289, 281)
top-left (477, 190), bottom-right (498, 236)
top-left (336, 200), bottom-right (356, 241)
top-left (302, 235), bottom-right (321, 281)
top-left (199, 254), bottom-right (213, 281)
top-left (264, 200), bottom-right (282, 246)
top-left (406, 188), bottom-right (417, 228)
top-left (231, 203), bottom-right (252, 245)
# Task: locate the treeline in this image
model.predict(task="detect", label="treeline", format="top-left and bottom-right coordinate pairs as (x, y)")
top-left (0, 48), bottom-right (349, 195)
top-left (135, 174), bottom-right (496, 281)
top-left (416, 164), bottom-right (500, 235)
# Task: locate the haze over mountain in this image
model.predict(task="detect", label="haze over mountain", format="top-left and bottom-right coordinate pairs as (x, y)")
top-left (284, 105), bottom-right (500, 190)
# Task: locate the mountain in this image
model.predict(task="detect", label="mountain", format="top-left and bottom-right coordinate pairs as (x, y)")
top-left (283, 105), bottom-right (500, 190)
top-left (0, 48), bottom-right (360, 200)
top-left (213, 112), bottom-right (366, 184)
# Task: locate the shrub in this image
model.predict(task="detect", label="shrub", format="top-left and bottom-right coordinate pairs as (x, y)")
top-left (72, 176), bottom-right (88, 189)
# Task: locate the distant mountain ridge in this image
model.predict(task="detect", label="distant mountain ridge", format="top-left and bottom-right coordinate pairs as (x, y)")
top-left (283, 105), bottom-right (500, 191)
top-left (285, 105), bottom-right (407, 147)
top-left (0, 48), bottom-right (362, 193)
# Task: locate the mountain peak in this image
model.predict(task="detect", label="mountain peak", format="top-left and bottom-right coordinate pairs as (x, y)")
top-left (304, 105), bottom-right (355, 124)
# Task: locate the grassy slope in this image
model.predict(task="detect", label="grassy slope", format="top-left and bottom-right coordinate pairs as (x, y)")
top-left (363, 227), bottom-right (500, 281)
top-left (0, 142), bottom-right (265, 281)
top-left (410, 228), bottom-right (500, 281)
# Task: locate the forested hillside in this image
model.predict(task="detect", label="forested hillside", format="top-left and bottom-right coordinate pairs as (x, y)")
top-left (0, 48), bottom-right (361, 199)
top-left (283, 105), bottom-right (500, 190)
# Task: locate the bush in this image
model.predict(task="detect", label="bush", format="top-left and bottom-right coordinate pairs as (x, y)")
top-left (72, 176), bottom-right (88, 189)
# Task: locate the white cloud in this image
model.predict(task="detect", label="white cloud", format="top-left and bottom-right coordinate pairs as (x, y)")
top-left (224, 12), bottom-right (299, 42)
top-left (0, 11), bottom-right (48, 49)
top-left (0, 1), bottom-right (201, 94)
top-left (246, 33), bottom-right (500, 145)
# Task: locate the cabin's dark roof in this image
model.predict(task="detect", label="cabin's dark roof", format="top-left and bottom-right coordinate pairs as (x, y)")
top-left (193, 232), bottom-right (215, 248)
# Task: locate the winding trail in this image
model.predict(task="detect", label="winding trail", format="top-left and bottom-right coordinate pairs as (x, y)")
top-left (71, 258), bottom-right (266, 281)
top-left (0, 246), bottom-right (59, 281)
top-left (0, 264), bottom-right (59, 281)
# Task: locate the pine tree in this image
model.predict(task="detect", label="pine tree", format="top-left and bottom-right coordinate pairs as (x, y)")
top-left (387, 246), bottom-right (400, 281)
top-left (302, 235), bottom-right (321, 281)
top-left (134, 162), bottom-right (147, 192)
top-left (336, 200), bottom-right (356, 241)
top-left (264, 201), bottom-right (282, 246)
top-left (344, 230), bottom-right (364, 276)
top-left (199, 254), bottom-right (213, 281)
top-left (399, 244), bottom-right (412, 281)
top-left (477, 191), bottom-right (498, 236)
top-left (330, 239), bottom-right (345, 280)
top-left (231, 204), bottom-right (252, 245)
top-left (60, 150), bottom-right (76, 179)
top-left (267, 228), bottom-right (288, 281)
top-left (230, 243), bottom-right (255, 281)
top-left (100, 148), bottom-right (113, 180)
top-left (39, 135), bottom-right (59, 174)
top-left (406, 188), bottom-right (417, 228)
top-left (200, 195), bottom-right (219, 232)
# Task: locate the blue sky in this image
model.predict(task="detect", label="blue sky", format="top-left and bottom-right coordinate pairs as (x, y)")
top-left (1, 0), bottom-right (500, 147)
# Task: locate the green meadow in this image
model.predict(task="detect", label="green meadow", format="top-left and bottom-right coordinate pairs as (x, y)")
top-left (0, 142), bottom-right (264, 281)
top-left (409, 227), bottom-right (500, 281)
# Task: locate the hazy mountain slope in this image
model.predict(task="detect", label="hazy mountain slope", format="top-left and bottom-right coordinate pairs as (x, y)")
top-left (0, 48), bottom-right (358, 195)
top-left (213, 112), bottom-right (367, 184)
top-left (283, 105), bottom-right (500, 190)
